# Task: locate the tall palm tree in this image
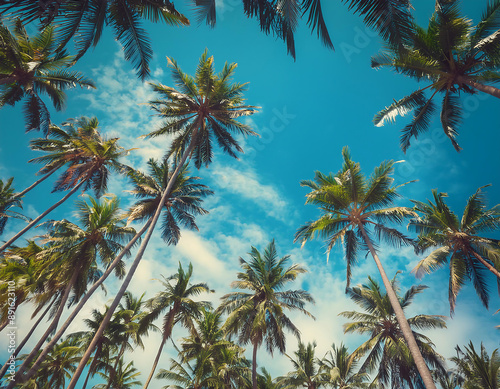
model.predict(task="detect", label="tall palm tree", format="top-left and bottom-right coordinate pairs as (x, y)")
top-left (0, 116), bottom-right (132, 253)
top-left (68, 50), bottom-right (257, 389)
top-left (94, 360), bottom-right (142, 389)
top-left (156, 352), bottom-right (215, 389)
top-left (0, 20), bottom-right (95, 134)
top-left (220, 240), bottom-right (314, 389)
top-left (142, 262), bottom-right (213, 389)
top-left (451, 342), bottom-right (500, 389)
top-left (0, 177), bottom-right (28, 236)
top-left (0, 1), bottom-right (189, 80)
top-left (11, 195), bottom-right (136, 386)
top-left (278, 341), bottom-right (328, 389)
top-left (319, 343), bottom-right (369, 389)
top-left (294, 146), bottom-right (440, 389)
top-left (372, 0), bottom-right (500, 152)
top-left (340, 275), bottom-right (446, 389)
top-left (409, 186), bottom-right (500, 315)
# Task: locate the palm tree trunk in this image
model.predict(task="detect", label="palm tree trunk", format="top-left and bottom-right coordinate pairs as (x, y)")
top-left (252, 341), bottom-right (258, 389)
top-left (457, 76), bottom-right (500, 98)
top-left (0, 180), bottom-right (84, 253)
top-left (18, 219), bottom-right (152, 384)
top-left (82, 346), bottom-right (101, 389)
top-left (7, 268), bottom-right (80, 389)
top-left (14, 165), bottom-right (60, 199)
top-left (67, 129), bottom-right (200, 389)
top-left (106, 340), bottom-right (128, 389)
top-left (0, 298), bottom-right (54, 379)
top-left (143, 336), bottom-right (168, 389)
top-left (472, 250), bottom-right (500, 279)
top-left (358, 224), bottom-right (436, 389)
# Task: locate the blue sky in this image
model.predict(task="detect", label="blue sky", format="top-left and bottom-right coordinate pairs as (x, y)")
top-left (1, 1), bottom-right (500, 387)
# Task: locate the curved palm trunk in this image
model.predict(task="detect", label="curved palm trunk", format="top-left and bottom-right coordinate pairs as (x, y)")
top-left (358, 225), bottom-right (436, 389)
top-left (0, 298), bottom-right (54, 379)
top-left (82, 345), bottom-right (102, 389)
top-left (7, 268), bottom-right (80, 389)
top-left (14, 165), bottom-right (60, 199)
top-left (18, 219), bottom-right (152, 384)
top-left (472, 250), bottom-right (500, 279)
top-left (0, 180), bottom-right (84, 253)
top-left (457, 76), bottom-right (500, 99)
top-left (252, 341), bottom-right (258, 389)
top-left (143, 336), bottom-right (168, 389)
top-left (67, 131), bottom-right (200, 389)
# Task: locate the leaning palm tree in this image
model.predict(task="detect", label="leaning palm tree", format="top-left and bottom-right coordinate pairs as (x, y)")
top-left (0, 177), bottom-right (28, 236)
top-left (0, 1), bottom-right (189, 80)
top-left (409, 186), bottom-right (500, 315)
top-left (0, 116), bottom-right (132, 253)
top-left (220, 240), bottom-right (314, 389)
top-left (320, 343), bottom-right (369, 389)
top-left (0, 20), bottom-right (95, 134)
top-left (340, 275), bottom-right (446, 389)
top-left (68, 51), bottom-right (257, 389)
top-left (372, 0), bottom-right (500, 152)
top-left (451, 342), bottom-right (500, 389)
top-left (294, 146), bottom-right (440, 389)
top-left (142, 262), bottom-right (213, 389)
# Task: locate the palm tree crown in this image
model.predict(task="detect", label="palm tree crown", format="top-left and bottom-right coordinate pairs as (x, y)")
top-left (451, 342), bottom-right (500, 389)
top-left (409, 186), bottom-right (500, 314)
top-left (372, 0), bottom-right (500, 152)
top-left (0, 20), bottom-right (95, 134)
top-left (0, 177), bottom-right (27, 235)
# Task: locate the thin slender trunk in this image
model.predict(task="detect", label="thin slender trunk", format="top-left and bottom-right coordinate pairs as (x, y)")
top-left (106, 340), bottom-right (128, 389)
top-left (14, 165), bottom-right (60, 199)
top-left (0, 180), bottom-right (84, 253)
top-left (7, 268), bottom-right (80, 389)
top-left (358, 224), bottom-right (436, 389)
top-left (67, 130), bottom-right (199, 389)
top-left (472, 250), bottom-right (500, 279)
top-left (82, 345), bottom-right (102, 389)
top-left (252, 341), bottom-right (258, 389)
top-left (143, 336), bottom-right (168, 389)
top-left (19, 219), bottom-right (152, 384)
top-left (457, 75), bottom-right (500, 98)
top-left (0, 299), bottom-right (54, 379)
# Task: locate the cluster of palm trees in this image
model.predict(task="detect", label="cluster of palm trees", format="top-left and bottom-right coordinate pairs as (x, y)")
top-left (1, 0), bottom-right (500, 388)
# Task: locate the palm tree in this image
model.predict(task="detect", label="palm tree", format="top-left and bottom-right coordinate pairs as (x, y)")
top-left (156, 353), bottom-right (215, 389)
top-left (68, 50), bottom-right (257, 389)
top-left (372, 0), bottom-right (500, 152)
top-left (451, 342), bottom-right (499, 389)
top-left (11, 195), bottom-right (136, 386)
top-left (320, 343), bottom-right (369, 389)
top-left (220, 240), bottom-right (314, 389)
top-left (0, 116), bottom-right (132, 253)
top-left (278, 341), bottom-right (328, 389)
top-left (0, 20), bottom-right (95, 134)
top-left (409, 186), bottom-right (500, 315)
top-left (94, 360), bottom-right (142, 389)
top-left (294, 146), bottom-right (439, 389)
top-left (0, 1), bottom-right (189, 80)
top-left (431, 370), bottom-right (463, 389)
top-left (142, 262), bottom-right (213, 389)
top-left (0, 177), bottom-right (28, 236)
top-left (340, 275), bottom-right (446, 389)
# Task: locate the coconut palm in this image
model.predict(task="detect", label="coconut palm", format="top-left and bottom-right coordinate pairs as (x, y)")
top-left (340, 275), bottom-right (446, 389)
top-left (0, 177), bottom-right (28, 236)
top-left (278, 341), bottom-right (328, 389)
top-left (156, 353), bottom-right (215, 389)
top-left (11, 195), bottom-right (136, 386)
top-left (0, 116), bottom-right (133, 253)
top-left (0, 20), bottom-right (95, 134)
top-left (409, 186), bottom-right (500, 315)
top-left (68, 51), bottom-right (257, 389)
top-left (220, 240), bottom-right (314, 389)
top-left (431, 370), bottom-right (464, 389)
top-left (320, 343), bottom-right (369, 389)
top-left (451, 342), bottom-right (499, 389)
top-left (95, 360), bottom-right (142, 389)
top-left (372, 0), bottom-right (500, 152)
top-left (294, 146), bottom-right (439, 389)
top-left (142, 262), bottom-right (213, 389)
top-left (0, 1), bottom-right (189, 80)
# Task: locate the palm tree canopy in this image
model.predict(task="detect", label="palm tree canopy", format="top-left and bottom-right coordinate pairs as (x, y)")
top-left (451, 342), bottom-right (500, 389)
top-left (320, 342), bottom-right (369, 389)
top-left (372, 0), bottom-right (500, 152)
top-left (340, 274), bottom-right (446, 388)
top-left (294, 146), bottom-right (416, 287)
top-left (0, 177), bottom-right (28, 235)
top-left (125, 158), bottom-right (213, 245)
top-left (0, 19), bottom-right (95, 134)
top-left (219, 240), bottom-right (314, 354)
top-left (409, 186), bottom-right (500, 314)
top-left (145, 50), bottom-right (258, 169)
